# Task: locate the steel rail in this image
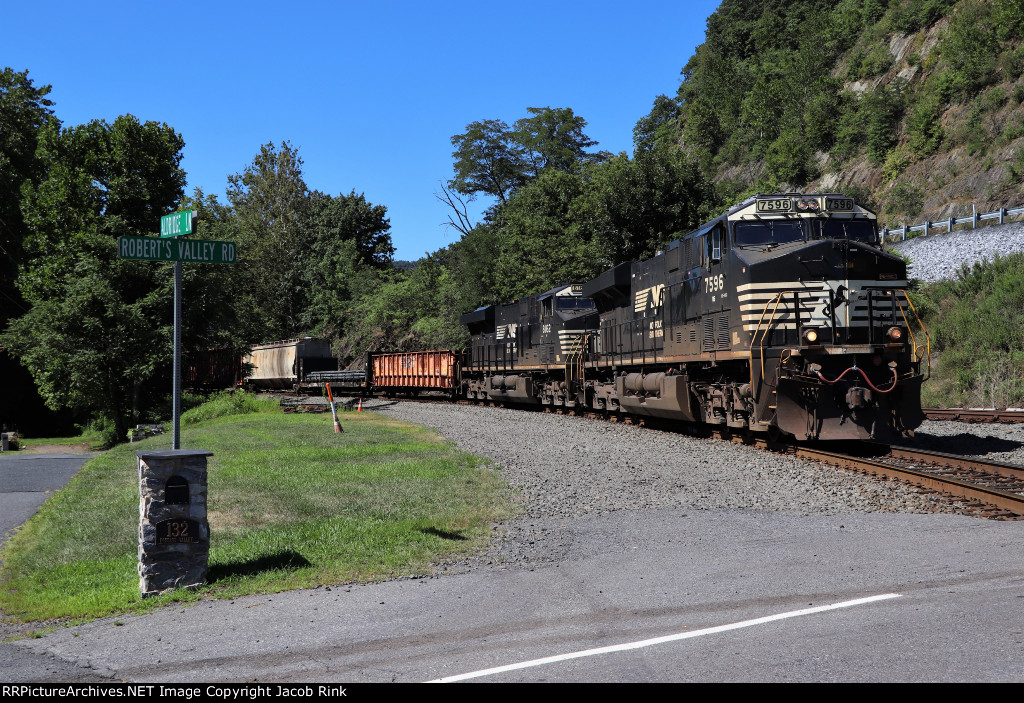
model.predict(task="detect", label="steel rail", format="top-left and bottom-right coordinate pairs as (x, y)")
top-left (790, 445), bottom-right (1024, 518)
top-left (885, 446), bottom-right (1024, 481)
top-left (922, 408), bottom-right (1024, 424)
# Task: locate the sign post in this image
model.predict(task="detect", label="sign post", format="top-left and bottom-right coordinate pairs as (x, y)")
top-left (119, 214), bottom-right (237, 450)
top-left (126, 211), bottom-right (234, 596)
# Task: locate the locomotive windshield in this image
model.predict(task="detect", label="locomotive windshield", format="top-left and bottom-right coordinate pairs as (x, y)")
top-left (810, 218), bottom-right (877, 243)
top-left (557, 297), bottom-right (595, 310)
top-left (733, 220), bottom-right (804, 247)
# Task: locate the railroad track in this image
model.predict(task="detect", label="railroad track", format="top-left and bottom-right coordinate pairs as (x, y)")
top-left (784, 443), bottom-right (1024, 521)
top-left (922, 408), bottom-right (1024, 424)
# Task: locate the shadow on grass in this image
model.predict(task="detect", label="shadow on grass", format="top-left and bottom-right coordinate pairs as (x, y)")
top-left (420, 527), bottom-right (468, 541)
top-left (208, 550), bottom-right (313, 582)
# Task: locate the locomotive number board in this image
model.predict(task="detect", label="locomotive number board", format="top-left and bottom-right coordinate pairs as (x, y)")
top-left (756, 197), bottom-right (793, 213)
top-left (755, 197), bottom-right (856, 213)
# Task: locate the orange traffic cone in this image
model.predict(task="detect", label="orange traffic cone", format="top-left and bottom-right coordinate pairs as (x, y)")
top-left (357, 397), bottom-right (363, 412)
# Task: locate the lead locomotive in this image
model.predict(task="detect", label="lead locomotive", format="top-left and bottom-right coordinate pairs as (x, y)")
top-left (462, 193), bottom-right (928, 441)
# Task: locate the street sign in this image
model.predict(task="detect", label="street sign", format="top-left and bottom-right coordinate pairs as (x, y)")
top-left (118, 235), bottom-right (237, 264)
top-left (160, 210), bottom-right (197, 238)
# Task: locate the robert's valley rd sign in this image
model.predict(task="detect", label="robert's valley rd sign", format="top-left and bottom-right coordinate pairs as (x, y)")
top-left (118, 235), bottom-right (237, 264)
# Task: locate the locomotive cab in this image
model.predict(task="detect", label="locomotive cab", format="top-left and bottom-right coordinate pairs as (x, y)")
top-left (727, 194), bottom-right (927, 440)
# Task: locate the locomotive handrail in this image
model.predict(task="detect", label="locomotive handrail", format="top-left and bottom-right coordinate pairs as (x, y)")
top-left (893, 290), bottom-right (932, 380)
top-left (752, 292), bottom-right (785, 386)
top-left (564, 333), bottom-right (590, 397)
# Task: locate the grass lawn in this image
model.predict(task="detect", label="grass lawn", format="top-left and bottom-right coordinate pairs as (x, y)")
top-left (0, 407), bottom-right (516, 624)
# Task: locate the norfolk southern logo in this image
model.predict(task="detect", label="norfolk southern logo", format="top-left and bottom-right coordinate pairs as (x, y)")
top-left (634, 284), bottom-right (665, 314)
top-left (496, 323), bottom-right (518, 340)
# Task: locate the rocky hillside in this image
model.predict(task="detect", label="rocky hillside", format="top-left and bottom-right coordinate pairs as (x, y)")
top-left (662, 0), bottom-right (1024, 229)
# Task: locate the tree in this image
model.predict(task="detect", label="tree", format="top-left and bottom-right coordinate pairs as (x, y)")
top-left (491, 169), bottom-right (603, 300)
top-left (299, 190), bottom-right (394, 341)
top-left (0, 68), bottom-right (64, 436)
top-left (585, 150), bottom-right (720, 265)
top-left (633, 95), bottom-right (681, 153)
top-left (448, 119), bottom-right (527, 204)
top-left (3, 115), bottom-right (186, 441)
top-left (513, 107), bottom-right (603, 176)
top-left (227, 141), bottom-right (310, 341)
top-left (0, 68), bottom-right (55, 323)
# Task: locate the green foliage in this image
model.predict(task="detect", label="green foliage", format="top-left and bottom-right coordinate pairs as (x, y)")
top-left (227, 141), bottom-right (310, 342)
top-left (882, 145), bottom-right (913, 182)
top-left (448, 119), bottom-right (526, 204)
top-left (765, 127), bottom-right (812, 184)
top-left (858, 43), bottom-right (894, 79)
top-left (298, 189), bottom-right (394, 340)
top-left (491, 169), bottom-right (600, 300)
top-left (939, 0), bottom-right (999, 99)
top-left (3, 115), bottom-right (186, 440)
top-left (633, 95), bottom-right (681, 153)
top-left (447, 107), bottom-right (603, 206)
top-left (885, 182), bottom-right (924, 217)
top-left (514, 106), bottom-right (604, 175)
top-left (886, 0), bottom-right (958, 33)
top-left (803, 83), bottom-right (846, 152)
top-left (180, 390), bottom-right (280, 425)
top-left (994, 0), bottom-right (1024, 40)
top-left (0, 68), bottom-right (55, 327)
top-left (866, 85), bottom-right (905, 165)
top-left (916, 254), bottom-right (1024, 407)
top-left (907, 88), bottom-right (945, 156)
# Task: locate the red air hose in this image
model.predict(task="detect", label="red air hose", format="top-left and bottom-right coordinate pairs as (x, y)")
top-left (815, 366), bottom-right (898, 393)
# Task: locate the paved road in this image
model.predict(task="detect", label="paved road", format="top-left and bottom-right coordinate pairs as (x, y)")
top-left (0, 449), bottom-right (111, 682)
top-left (4, 504), bottom-right (1023, 682)
top-left (0, 450), bottom-right (95, 543)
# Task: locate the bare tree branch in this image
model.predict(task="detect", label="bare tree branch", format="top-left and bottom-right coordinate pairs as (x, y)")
top-left (434, 180), bottom-right (477, 237)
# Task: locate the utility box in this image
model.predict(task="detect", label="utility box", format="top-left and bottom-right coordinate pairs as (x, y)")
top-left (136, 449), bottom-right (212, 596)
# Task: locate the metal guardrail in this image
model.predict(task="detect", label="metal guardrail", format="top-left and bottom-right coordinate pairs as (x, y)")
top-left (881, 203), bottom-right (1024, 243)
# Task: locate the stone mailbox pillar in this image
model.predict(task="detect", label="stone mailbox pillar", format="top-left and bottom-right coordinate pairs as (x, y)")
top-left (136, 449), bottom-right (213, 597)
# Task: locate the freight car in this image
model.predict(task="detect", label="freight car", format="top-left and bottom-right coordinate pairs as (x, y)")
top-left (242, 337), bottom-right (337, 391)
top-left (461, 193), bottom-right (929, 442)
top-left (185, 347), bottom-right (242, 390)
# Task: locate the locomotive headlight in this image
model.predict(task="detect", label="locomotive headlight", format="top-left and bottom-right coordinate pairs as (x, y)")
top-left (886, 326), bottom-right (903, 342)
top-left (803, 328), bottom-right (820, 345)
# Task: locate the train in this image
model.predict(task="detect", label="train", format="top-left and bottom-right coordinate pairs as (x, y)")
top-left (198, 193), bottom-right (930, 442)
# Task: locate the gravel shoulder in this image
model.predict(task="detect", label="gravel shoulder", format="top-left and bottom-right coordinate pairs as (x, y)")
top-left (357, 399), bottom-right (1023, 574)
top-left (889, 220), bottom-right (1024, 283)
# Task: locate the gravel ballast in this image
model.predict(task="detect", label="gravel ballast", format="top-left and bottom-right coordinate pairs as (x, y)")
top-left (888, 220), bottom-right (1024, 282)
top-left (356, 399), bottom-right (1024, 572)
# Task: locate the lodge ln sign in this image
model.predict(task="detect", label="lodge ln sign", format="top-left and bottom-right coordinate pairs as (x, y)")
top-left (160, 209), bottom-right (196, 238)
top-left (118, 235), bottom-right (237, 263)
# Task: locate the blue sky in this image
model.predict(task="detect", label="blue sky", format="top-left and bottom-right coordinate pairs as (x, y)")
top-left (7, 0), bottom-right (720, 261)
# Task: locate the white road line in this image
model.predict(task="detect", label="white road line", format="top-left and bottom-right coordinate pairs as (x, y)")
top-left (426, 593), bottom-right (901, 683)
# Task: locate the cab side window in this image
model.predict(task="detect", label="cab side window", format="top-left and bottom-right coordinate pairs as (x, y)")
top-left (710, 224), bottom-right (726, 262)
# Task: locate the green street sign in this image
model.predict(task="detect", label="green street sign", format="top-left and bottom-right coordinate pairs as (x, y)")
top-left (118, 235), bottom-right (237, 264)
top-left (160, 210), bottom-right (197, 238)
